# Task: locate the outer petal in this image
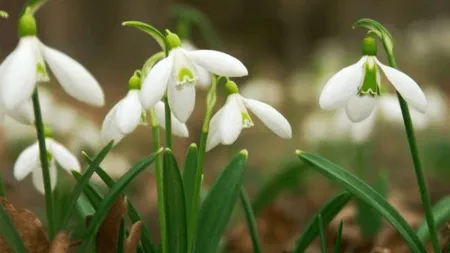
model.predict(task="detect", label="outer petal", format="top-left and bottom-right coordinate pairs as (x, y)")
top-left (154, 101), bottom-right (189, 137)
top-left (48, 138), bottom-right (81, 173)
top-left (140, 56), bottom-right (173, 109)
top-left (219, 95), bottom-right (243, 145)
top-left (115, 90), bottom-right (143, 134)
top-left (319, 57), bottom-right (366, 110)
top-left (13, 142), bottom-right (40, 181)
top-left (42, 44), bottom-right (104, 107)
top-left (32, 163), bottom-right (57, 194)
top-left (242, 97), bottom-right (292, 138)
top-left (345, 95), bottom-right (377, 122)
top-left (376, 59), bottom-right (427, 113)
top-left (351, 108), bottom-right (377, 144)
top-left (206, 107), bottom-right (224, 151)
top-left (100, 103), bottom-right (125, 145)
top-left (184, 49), bottom-right (248, 77)
top-left (1, 37), bottom-right (38, 110)
top-left (196, 65), bottom-right (212, 89)
top-left (7, 100), bottom-right (35, 125)
top-left (167, 79), bottom-right (196, 123)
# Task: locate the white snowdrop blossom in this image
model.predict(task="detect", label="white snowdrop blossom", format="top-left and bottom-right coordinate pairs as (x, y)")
top-left (101, 74), bottom-right (189, 145)
top-left (140, 31), bottom-right (248, 123)
top-left (319, 36), bottom-right (427, 122)
top-left (181, 40), bottom-right (212, 89)
top-left (13, 138), bottom-right (80, 194)
top-left (0, 13), bottom-right (104, 111)
top-left (206, 80), bottom-right (292, 151)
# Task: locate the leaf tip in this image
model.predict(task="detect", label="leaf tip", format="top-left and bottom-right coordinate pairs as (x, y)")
top-left (239, 149), bottom-right (248, 158)
top-left (295, 149), bottom-right (304, 156)
top-left (189, 143), bottom-right (198, 149)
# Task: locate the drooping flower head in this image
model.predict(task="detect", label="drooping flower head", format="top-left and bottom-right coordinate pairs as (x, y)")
top-left (101, 71), bottom-right (188, 145)
top-left (206, 80), bottom-right (292, 151)
top-left (319, 35), bottom-right (427, 122)
top-left (13, 126), bottom-right (80, 194)
top-left (0, 10), bottom-right (104, 111)
top-left (140, 30), bottom-right (248, 123)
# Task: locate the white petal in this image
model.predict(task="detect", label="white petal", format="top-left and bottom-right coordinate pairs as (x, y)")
top-left (154, 101), bottom-right (189, 137)
top-left (115, 90), bottom-right (143, 134)
top-left (32, 163), bottom-right (57, 194)
top-left (1, 37), bottom-right (38, 110)
top-left (100, 103), bottom-right (125, 145)
top-left (242, 97), bottom-right (292, 138)
top-left (42, 44), bottom-right (105, 107)
top-left (7, 100), bottom-right (35, 125)
top-left (48, 138), bottom-right (81, 172)
top-left (167, 80), bottom-right (196, 123)
top-left (185, 49), bottom-right (248, 77)
top-left (196, 65), bottom-right (212, 89)
top-left (219, 95), bottom-right (243, 145)
top-left (206, 108), bottom-right (224, 151)
top-left (319, 57), bottom-right (366, 110)
top-left (351, 109), bottom-right (377, 144)
top-left (345, 95), bottom-right (377, 122)
top-left (376, 59), bottom-right (427, 113)
top-left (140, 56), bottom-right (173, 109)
top-left (13, 142), bottom-right (40, 181)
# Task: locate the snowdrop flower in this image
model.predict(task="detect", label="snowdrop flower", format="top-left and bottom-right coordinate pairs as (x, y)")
top-left (13, 129), bottom-right (80, 194)
top-left (0, 11), bottom-right (104, 111)
top-left (206, 80), bottom-right (292, 151)
top-left (319, 36), bottom-right (427, 122)
top-left (101, 72), bottom-right (189, 145)
top-left (181, 40), bottom-right (212, 89)
top-left (141, 30), bottom-right (248, 123)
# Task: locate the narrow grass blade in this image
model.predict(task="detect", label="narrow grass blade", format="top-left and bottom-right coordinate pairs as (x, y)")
top-left (85, 157), bottom-right (157, 253)
top-left (71, 171), bottom-right (103, 209)
top-left (60, 141), bottom-right (113, 229)
top-left (118, 219), bottom-right (125, 253)
top-left (183, 144), bottom-right (198, 221)
top-left (194, 150), bottom-right (248, 253)
top-left (333, 220), bottom-right (344, 253)
top-left (240, 187), bottom-right (262, 253)
top-left (417, 196), bottom-right (450, 243)
top-left (0, 204), bottom-right (28, 253)
top-left (318, 214), bottom-right (327, 253)
top-left (296, 150), bottom-right (428, 253)
top-left (293, 192), bottom-right (351, 253)
top-left (163, 149), bottom-right (188, 253)
top-left (77, 150), bottom-right (161, 253)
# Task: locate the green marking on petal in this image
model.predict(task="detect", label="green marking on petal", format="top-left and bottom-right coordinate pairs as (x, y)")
top-left (47, 151), bottom-right (53, 163)
top-left (176, 67), bottom-right (195, 89)
top-left (359, 58), bottom-right (380, 97)
top-left (242, 112), bottom-right (254, 128)
top-left (37, 62), bottom-right (49, 82)
top-left (140, 111), bottom-right (148, 126)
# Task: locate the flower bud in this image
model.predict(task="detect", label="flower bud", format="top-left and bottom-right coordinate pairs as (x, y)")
top-left (18, 12), bottom-right (37, 37)
top-left (128, 71), bottom-right (141, 90)
top-left (165, 29), bottom-right (181, 49)
top-left (225, 80), bottom-right (239, 94)
top-left (361, 36), bottom-right (377, 56)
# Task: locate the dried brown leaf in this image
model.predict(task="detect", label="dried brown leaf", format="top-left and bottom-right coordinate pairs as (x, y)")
top-left (0, 197), bottom-right (49, 253)
top-left (125, 221), bottom-right (143, 253)
top-left (50, 232), bottom-right (70, 253)
top-left (96, 196), bottom-right (127, 253)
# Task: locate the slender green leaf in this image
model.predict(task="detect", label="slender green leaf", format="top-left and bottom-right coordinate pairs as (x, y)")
top-left (333, 221), bottom-right (344, 253)
top-left (183, 144), bottom-right (198, 221)
top-left (194, 150), bottom-right (248, 253)
top-left (240, 187), bottom-right (262, 253)
top-left (417, 196), bottom-right (450, 243)
top-left (122, 21), bottom-right (167, 51)
top-left (71, 171), bottom-right (103, 209)
top-left (163, 149), bottom-right (188, 253)
top-left (77, 150), bottom-right (161, 253)
top-left (293, 192), bottom-right (352, 253)
top-left (252, 160), bottom-right (307, 214)
top-left (0, 169), bottom-right (6, 197)
top-left (118, 219), bottom-right (125, 253)
top-left (318, 214), bottom-right (327, 253)
top-left (0, 203), bottom-right (28, 253)
top-left (76, 194), bottom-right (95, 217)
top-left (296, 150), bottom-right (428, 253)
top-left (84, 157), bottom-right (157, 253)
top-left (60, 141), bottom-right (113, 229)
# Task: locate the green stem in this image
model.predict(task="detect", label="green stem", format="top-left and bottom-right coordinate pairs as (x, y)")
top-left (163, 96), bottom-right (172, 149)
top-left (240, 187), bottom-right (262, 253)
top-left (188, 77), bottom-right (217, 253)
top-left (31, 89), bottom-right (55, 240)
top-left (385, 53), bottom-right (441, 252)
top-left (150, 109), bottom-right (167, 253)
top-left (0, 169), bottom-right (6, 197)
